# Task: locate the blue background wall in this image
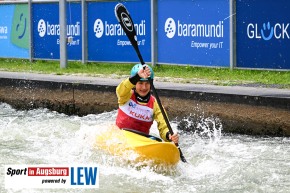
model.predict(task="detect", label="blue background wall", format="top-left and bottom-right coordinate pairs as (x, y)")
top-left (33, 3), bottom-right (82, 60)
top-left (0, 0), bottom-right (289, 70)
top-left (158, 0), bottom-right (230, 67)
top-left (0, 4), bottom-right (29, 58)
top-left (236, 0), bottom-right (290, 69)
top-left (87, 0), bottom-right (151, 63)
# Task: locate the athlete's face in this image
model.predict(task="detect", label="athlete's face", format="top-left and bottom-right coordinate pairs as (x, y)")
top-left (135, 81), bottom-right (150, 97)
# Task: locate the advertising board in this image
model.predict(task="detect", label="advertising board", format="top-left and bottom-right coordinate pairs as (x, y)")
top-left (158, 0), bottom-right (230, 67)
top-left (236, 0), bottom-right (290, 69)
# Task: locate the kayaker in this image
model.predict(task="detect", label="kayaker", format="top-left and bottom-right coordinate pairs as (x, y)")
top-left (115, 63), bottom-right (179, 143)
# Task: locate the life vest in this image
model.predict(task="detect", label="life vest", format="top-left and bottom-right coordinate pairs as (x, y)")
top-left (116, 93), bottom-right (155, 134)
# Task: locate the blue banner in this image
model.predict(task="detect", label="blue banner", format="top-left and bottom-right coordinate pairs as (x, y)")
top-left (157, 0), bottom-right (230, 67)
top-left (0, 4), bottom-right (29, 58)
top-left (87, 1), bottom-right (151, 63)
top-left (236, 0), bottom-right (290, 69)
top-left (33, 3), bottom-right (82, 60)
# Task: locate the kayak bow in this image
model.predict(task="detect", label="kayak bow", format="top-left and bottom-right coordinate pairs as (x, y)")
top-left (95, 126), bottom-right (180, 165)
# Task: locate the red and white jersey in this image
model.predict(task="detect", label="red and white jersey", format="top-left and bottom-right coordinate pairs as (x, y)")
top-left (115, 78), bottom-right (170, 141)
top-left (116, 93), bottom-right (155, 134)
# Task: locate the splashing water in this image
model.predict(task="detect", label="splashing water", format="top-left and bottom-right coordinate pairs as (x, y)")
top-left (0, 103), bottom-right (289, 193)
top-left (177, 112), bottom-right (222, 142)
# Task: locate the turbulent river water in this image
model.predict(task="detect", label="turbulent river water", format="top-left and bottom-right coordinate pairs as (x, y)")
top-left (0, 102), bottom-right (289, 193)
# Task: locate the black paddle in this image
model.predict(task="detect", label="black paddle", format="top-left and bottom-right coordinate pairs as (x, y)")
top-left (115, 3), bottom-right (187, 163)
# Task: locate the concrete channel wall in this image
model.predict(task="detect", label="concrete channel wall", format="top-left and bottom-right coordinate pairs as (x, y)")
top-left (0, 71), bottom-right (290, 137)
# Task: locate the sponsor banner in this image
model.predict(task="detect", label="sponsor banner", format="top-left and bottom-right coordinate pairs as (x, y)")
top-left (5, 165), bottom-right (99, 189)
top-left (0, 4), bottom-right (29, 58)
top-left (120, 99), bottom-right (154, 122)
top-left (87, 0), bottom-right (151, 62)
top-left (158, 0), bottom-right (230, 67)
top-left (33, 2), bottom-right (82, 60)
top-left (236, 0), bottom-right (290, 69)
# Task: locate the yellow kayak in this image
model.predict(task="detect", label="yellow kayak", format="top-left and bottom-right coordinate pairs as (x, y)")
top-left (95, 126), bottom-right (180, 165)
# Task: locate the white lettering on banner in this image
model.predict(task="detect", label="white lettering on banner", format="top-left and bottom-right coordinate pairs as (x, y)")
top-left (0, 26), bottom-right (8, 34)
top-left (247, 22), bottom-right (290, 40)
top-left (120, 100), bottom-right (153, 122)
top-left (164, 18), bottom-right (225, 50)
top-left (0, 26), bottom-right (8, 39)
top-left (67, 22), bottom-right (81, 36)
top-left (94, 19), bottom-right (146, 39)
top-left (177, 20), bottom-right (224, 38)
top-left (105, 20), bottom-right (146, 36)
top-left (117, 39), bottom-right (146, 47)
top-left (46, 22), bottom-right (60, 35)
top-left (105, 21), bottom-right (123, 36)
top-left (38, 19), bottom-right (81, 37)
top-left (191, 41), bottom-right (209, 49)
top-left (46, 22), bottom-right (80, 36)
top-left (117, 39), bottom-right (132, 46)
top-left (35, 167), bottom-right (68, 176)
top-left (56, 38), bottom-right (80, 46)
top-left (191, 41), bottom-right (224, 49)
top-left (165, 18), bottom-right (224, 39)
top-left (0, 36), bottom-right (8, 39)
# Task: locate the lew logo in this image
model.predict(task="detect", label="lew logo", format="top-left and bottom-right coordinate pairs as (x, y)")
top-left (5, 165), bottom-right (99, 189)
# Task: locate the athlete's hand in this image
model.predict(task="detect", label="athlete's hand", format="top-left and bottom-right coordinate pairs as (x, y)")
top-left (138, 65), bottom-right (151, 79)
top-left (169, 132), bottom-right (179, 144)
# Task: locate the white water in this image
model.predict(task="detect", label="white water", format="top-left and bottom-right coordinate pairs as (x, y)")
top-left (0, 102), bottom-right (290, 193)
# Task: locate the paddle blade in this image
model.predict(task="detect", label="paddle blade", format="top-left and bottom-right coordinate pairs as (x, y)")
top-left (114, 3), bottom-right (145, 64)
top-left (115, 3), bottom-right (136, 40)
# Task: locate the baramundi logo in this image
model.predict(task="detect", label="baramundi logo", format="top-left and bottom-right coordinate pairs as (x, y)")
top-left (93, 18), bottom-right (146, 38)
top-left (164, 18), bottom-right (224, 38)
top-left (94, 19), bottom-right (104, 38)
top-left (38, 19), bottom-right (46, 37)
top-left (165, 18), bottom-right (176, 38)
top-left (37, 19), bottom-right (80, 37)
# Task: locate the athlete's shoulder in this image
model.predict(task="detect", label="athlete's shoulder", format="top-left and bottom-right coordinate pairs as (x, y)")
top-left (150, 94), bottom-right (156, 100)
